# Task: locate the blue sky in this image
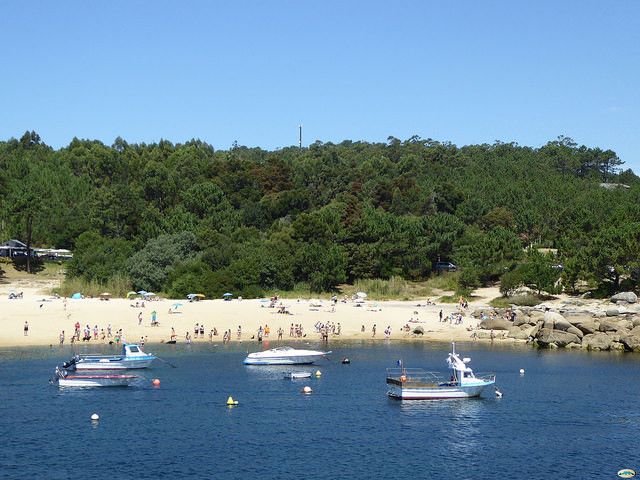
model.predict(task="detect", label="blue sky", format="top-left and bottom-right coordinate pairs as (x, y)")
top-left (2, 1), bottom-right (639, 169)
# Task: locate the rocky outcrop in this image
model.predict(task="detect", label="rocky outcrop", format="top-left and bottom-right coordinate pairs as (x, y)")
top-left (479, 318), bottom-right (511, 331)
top-left (574, 320), bottom-right (599, 335)
top-left (536, 328), bottom-right (581, 348)
top-left (599, 319), bottom-right (623, 332)
top-left (582, 333), bottom-right (613, 351)
top-left (620, 335), bottom-right (640, 352)
top-left (565, 326), bottom-right (584, 339)
top-left (611, 292), bottom-right (638, 304)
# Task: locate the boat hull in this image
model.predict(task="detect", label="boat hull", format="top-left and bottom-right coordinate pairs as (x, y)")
top-left (74, 357), bottom-right (155, 370)
top-left (386, 381), bottom-right (494, 400)
top-left (57, 375), bottom-right (137, 387)
top-left (244, 355), bottom-right (325, 365)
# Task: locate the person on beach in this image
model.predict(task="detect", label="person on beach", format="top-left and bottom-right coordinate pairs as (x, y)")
top-left (170, 327), bottom-right (177, 342)
top-left (100, 329), bottom-right (105, 341)
top-left (24, 321), bottom-right (28, 336)
top-left (107, 324), bottom-right (112, 338)
top-left (264, 324), bottom-right (270, 337)
top-left (372, 324), bottom-right (376, 337)
top-left (277, 327), bottom-right (283, 340)
top-left (93, 325), bottom-right (98, 339)
top-left (290, 323), bottom-right (294, 337)
top-left (237, 325), bottom-right (242, 340)
top-left (361, 325), bottom-right (365, 333)
top-left (59, 330), bottom-right (65, 345)
top-left (199, 324), bottom-right (205, 338)
top-left (138, 312), bottom-right (142, 325)
top-left (439, 310), bottom-right (443, 322)
top-left (185, 332), bottom-right (191, 344)
top-left (151, 311), bottom-right (157, 326)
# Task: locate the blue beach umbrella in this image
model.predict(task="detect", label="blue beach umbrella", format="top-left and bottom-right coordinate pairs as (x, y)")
top-left (223, 292), bottom-right (233, 297)
top-left (172, 303), bottom-right (183, 309)
top-left (71, 293), bottom-right (82, 299)
top-left (137, 290), bottom-right (148, 295)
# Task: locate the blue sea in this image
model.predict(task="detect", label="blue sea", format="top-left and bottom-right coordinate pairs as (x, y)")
top-left (1, 341), bottom-right (639, 480)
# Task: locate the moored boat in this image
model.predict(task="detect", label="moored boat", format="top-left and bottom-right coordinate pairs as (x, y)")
top-left (243, 346), bottom-right (330, 365)
top-left (386, 343), bottom-right (495, 400)
top-left (64, 344), bottom-right (156, 370)
top-left (283, 371), bottom-right (312, 380)
top-left (52, 367), bottom-right (138, 387)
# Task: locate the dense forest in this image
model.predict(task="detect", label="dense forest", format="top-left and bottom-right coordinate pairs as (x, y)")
top-left (1, 131), bottom-right (639, 298)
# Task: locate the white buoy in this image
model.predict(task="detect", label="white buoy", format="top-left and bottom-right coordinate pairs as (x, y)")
top-left (519, 368), bottom-right (525, 375)
top-left (91, 413), bottom-right (99, 421)
top-left (314, 370), bottom-right (322, 377)
top-left (495, 388), bottom-right (503, 398)
top-left (302, 386), bottom-right (312, 394)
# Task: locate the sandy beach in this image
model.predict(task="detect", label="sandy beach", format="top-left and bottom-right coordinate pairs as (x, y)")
top-left (0, 281), bottom-right (507, 348)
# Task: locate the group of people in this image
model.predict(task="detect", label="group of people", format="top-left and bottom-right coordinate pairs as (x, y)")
top-left (62, 321), bottom-right (123, 345)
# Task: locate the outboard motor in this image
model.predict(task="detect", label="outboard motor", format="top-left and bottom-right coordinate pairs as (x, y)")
top-left (62, 357), bottom-right (77, 369)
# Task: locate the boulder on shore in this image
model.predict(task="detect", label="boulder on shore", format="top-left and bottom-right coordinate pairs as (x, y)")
top-left (599, 319), bottom-right (622, 332)
top-left (535, 328), bottom-right (581, 348)
top-left (582, 332), bottom-right (612, 351)
top-left (565, 326), bottom-right (584, 339)
top-left (574, 320), bottom-right (599, 335)
top-left (611, 292), bottom-right (638, 304)
top-left (620, 335), bottom-right (640, 352)
top-left (543, 311), bottom-right (572, 331)
top-left (479, 318), bottom-right (511, 331)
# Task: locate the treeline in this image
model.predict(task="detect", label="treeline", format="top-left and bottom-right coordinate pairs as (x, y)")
top-left (1, 131), bottom-right (638, 297)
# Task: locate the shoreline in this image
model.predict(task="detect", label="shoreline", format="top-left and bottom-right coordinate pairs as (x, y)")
top-left (0, 285), bottom-right (499, 348)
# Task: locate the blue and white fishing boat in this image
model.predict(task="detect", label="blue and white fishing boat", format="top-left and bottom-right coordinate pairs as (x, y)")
top-left (386, 343), bottom-right (495, 400)
top-left (64, 344), bottom-right (156, 371)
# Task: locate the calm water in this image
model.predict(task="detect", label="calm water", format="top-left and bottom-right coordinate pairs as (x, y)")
top-left (1, 341), bottom-right (639, 480)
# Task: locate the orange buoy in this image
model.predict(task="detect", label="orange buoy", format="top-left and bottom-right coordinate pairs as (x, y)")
top-left (152, 379), bottom-right (161, 386)
top-left (400, 375), bottom-right (407, 383)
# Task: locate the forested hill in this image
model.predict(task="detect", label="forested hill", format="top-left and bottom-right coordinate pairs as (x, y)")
top-left (1, 131), bottom-right (639, 297)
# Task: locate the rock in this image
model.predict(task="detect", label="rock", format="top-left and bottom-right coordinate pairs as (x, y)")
top-left (606, 308), bottom-right (620, 317)
top-left (620, 335), bottom-right (640, 352)
top-left (543, 311), bottom-right (572, 331)
top-left (479, 319), bottom-right (511, 331)
top-left (630, 326), bottom-right (640, 336)
top-left (565, 342), bottom-right (582, 349)
top-left (529, 311), bottom-right (545, 322)
top-left (594, 311), bottom-right (607, 318)
top-left (565, 326), bottom-right (584, 339)
top-left (599, 319), bottom-right (622, 332)
top-left (615, 320), bottom-right (634, 330)
top-left (513, 315), bottom-right (534, 327)
top-left (574, 320), bottom-right (599, 335)
top-left (632, 318), bottom-right (640, 327)
top-left (611, 342), bottom-right (626, 351)
top-left (582, 333), bottom-right (613, 350)
top-left (611, 292), bottom-right (638, 304)
top-left (507, 326), bottom-right (530, 340)
top-left (535, 328), bottom-right (581, 348)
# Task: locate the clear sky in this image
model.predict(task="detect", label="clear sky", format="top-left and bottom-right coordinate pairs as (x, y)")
top-left (2, 1), bottom-right (639, 169)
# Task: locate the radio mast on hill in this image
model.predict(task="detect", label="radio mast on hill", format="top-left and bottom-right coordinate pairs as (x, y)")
top-left (298, 125), bottom-right (302, 149)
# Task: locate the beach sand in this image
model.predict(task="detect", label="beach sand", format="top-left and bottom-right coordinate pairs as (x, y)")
top-left (0, 281), bottom-right (508, 348)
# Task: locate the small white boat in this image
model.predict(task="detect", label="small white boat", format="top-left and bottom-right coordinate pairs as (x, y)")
top-left (283, 371), bottom-right (312, 380)
top-left (53, 367), bottom-right (138, 387)
top-left (243, 346), bottom-right (330, 365)
top-left (65, 344), bottom-right (156, 370)
top-left (386, 343), bottom-right (495, 400)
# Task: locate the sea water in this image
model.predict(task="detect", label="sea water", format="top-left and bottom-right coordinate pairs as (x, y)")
top-left (0, 341), bottom-right (639, 480)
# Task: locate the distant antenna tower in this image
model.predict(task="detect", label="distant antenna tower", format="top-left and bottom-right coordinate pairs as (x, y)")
top-left (298, 124), bottom-right (302, 149)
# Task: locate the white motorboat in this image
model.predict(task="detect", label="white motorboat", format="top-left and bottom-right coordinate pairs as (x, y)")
top-left (386, 343), bottom-right (495, 400)
top-left (64, 344), bottom-right (156, 370)
top-left (283, 371), bottom-right (312, 380)
top-left (52, 367), bottom-right (138, 387)
top-left (243, 346), bottom-right (330, 365)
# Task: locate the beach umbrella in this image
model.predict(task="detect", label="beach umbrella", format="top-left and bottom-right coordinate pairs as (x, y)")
top-left (143, 292), bottom-right (155, 297)
top-left (172, 303), bottom-right (183, 309)
top-left (194, 293), bottom-right (205, 298)
top-left (137, 290), bottom-right (148, 295)
top-left (187, 293), bottom-right (196, 299)
top-left (126, 291), bottom-right (137, 298)
top-left (356, 292), bottom-right (367, 298)
top-left (71, 293), bottom-right (82, 299)
top-left (223, 292), bottom-right (233, 297)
